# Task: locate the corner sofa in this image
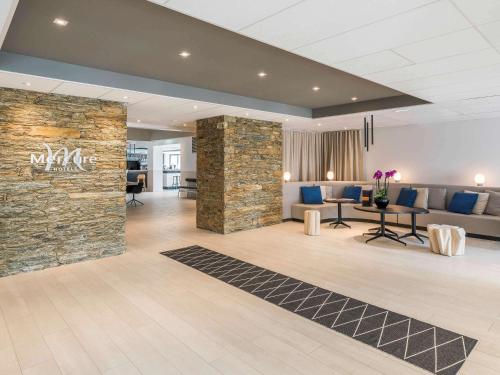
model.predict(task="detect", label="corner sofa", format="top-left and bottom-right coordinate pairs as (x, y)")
top-left (283, 181), bottom-right (500, 240)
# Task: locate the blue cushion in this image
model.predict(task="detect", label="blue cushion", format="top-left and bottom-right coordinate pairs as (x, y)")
top-left (396, 188), bottom-right (418, 207)
top-left (300, 186), bottom-right (323, 204)
top-left (448, 192), bottom-right (478, 215)
top-left (342, 186), bottom-right (362, 202)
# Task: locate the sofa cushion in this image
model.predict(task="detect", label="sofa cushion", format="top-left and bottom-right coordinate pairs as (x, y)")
top-left (387, 186), bottom-right (401, 204)
top-left (320, 186), bottom-right (327, 201)
top-left (428, 188), bottom-right (447, 210)
top-left (485, 190), bottom-right (500, 216)
top-left (301, 186), bottom-right (323, 204)
top-left (448, 192), bottom-right (478, 215)
top-left (464, 190), bottom-right (489, 215)
top-left (342, 186), bottom-right (362, 202)
top-left (414, 188), bottom-right (429, 209)
top-left (396, 188), bottom-right (418, 207)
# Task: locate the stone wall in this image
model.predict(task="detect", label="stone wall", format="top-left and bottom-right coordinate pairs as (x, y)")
top-left (197, 115), bottom-right (282, 234)
top-left (0, 88), bottom-right (127, 277)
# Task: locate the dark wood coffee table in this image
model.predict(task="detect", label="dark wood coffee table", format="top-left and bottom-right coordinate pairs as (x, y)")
top-left (399, 207), bottom-right (430, 244)
top-left (354, 205), bottom-right (426, 246)
top-left (324, 198), bottom-right (356, 228)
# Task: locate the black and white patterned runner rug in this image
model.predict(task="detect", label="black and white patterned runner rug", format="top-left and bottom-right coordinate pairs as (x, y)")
top-left (161, 246), bottom-right (477, 374)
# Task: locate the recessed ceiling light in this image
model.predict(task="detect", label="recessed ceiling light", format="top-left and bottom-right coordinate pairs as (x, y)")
top-left (53, 18), bottom-right (69, 26)
top-left (183, 123), bottom-right (187, 127)
top-left (258, 72), bottom-right (267, 78)
top-left (285, 118), bottom-right (289, 122)
top-left (179, 51), bottom-right (191, 58)
top-left (245, 112), bottom-right (249, 116)
top-left (193, 105), bottom-right (198, 109)
top-left (344, 127), bottom-right (347, 130)
top-left (317, 123), bottom-right (322, 127)
top-left (313, 86), bottom-right (320, 91)
top-left (123, 96), bottom-right (128, 100)
top-left (22, 82), bottom-right (31, 87)
top-left (351, 96), bottom-right (358, 101)
top-left (137, 119), bottom-right (141, 123)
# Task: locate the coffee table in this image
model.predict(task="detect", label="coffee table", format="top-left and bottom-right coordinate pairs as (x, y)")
top-left (399, 207), bottom-right (430, 244)
top-left (324, 198), bottom-right (356, 228)
top-left (354, 205), bottom-right (417, 245)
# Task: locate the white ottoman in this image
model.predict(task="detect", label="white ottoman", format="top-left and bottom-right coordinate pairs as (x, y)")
top-left (427, 224), bottom-right (466, 256)
top-left (304, 210), bottom-right (320, 236)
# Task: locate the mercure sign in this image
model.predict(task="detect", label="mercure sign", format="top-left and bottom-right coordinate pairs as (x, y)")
top-left (30, 143), bottom-right (97, 172)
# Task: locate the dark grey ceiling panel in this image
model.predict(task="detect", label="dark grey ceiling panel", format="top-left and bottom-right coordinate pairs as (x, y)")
top-left (313, 95), bottom-right (430, 118)
top-left (0, 52), bottom-right (311, 117)
top-left (2, 0), bottom-right (421, 111)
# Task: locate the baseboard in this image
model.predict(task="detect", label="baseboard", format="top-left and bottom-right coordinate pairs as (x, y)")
top-left (466, 233), bottom-right (500, 241)
top-left (283, 217), bottom-right (500, 241)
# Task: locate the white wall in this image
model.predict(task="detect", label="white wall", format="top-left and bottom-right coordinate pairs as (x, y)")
top-left (365, 118), bottom-right (500, 187)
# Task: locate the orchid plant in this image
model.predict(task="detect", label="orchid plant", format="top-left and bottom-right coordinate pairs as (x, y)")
top-left (373, 169), bottom-right (397, 200)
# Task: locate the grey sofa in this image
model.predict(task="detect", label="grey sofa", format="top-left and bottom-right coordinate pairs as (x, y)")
top-left (284, 181), bottom-right (500, 240)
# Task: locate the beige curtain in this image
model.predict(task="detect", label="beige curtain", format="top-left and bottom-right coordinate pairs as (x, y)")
top-left (283, 130), bottom-right (364, 181)
top-left (323, 130), bottom-right (364, 181)
top-left (283, 131), bottom-right (322, 181)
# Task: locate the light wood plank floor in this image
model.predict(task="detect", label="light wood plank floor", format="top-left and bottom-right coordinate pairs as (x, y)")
top-left (1, 191), bottom-right (500, 375)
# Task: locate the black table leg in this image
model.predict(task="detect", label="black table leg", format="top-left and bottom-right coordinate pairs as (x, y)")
top-left (368, 226), bottom-right (398, 236)
top-left (329, 202), bottom-right (351, 228)
top-left (399, 213), bottom-right (427, 244)
top-left (364, 212), bottom-right (406, 246)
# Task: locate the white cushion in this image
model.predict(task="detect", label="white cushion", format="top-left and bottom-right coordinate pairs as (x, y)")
top-left (320, 186), bottom-right (327, 201)
top-left (356, 184), bottom-right (373, 191)
top-left (464, 190), bottom-right (489, 215)
top-left (414, 188), bottom-right (429, 209)
top-left (320, 185), bottom-right (334, 200)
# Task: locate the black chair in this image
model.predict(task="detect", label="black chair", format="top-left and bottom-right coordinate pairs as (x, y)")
top-left (126, 181), bottom-right (144, 207)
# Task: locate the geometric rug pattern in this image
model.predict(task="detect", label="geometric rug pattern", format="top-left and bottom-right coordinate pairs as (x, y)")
top-left (161, 245), bottom-right (477, 374)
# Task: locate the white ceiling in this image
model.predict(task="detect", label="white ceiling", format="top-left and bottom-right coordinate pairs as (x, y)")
top-left (156, 0), bottom-right (500, 123)
top-left (0, 0), bottom-right (17, 47)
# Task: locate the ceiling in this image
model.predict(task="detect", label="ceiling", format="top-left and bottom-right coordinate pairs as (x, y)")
top-left (1, 0), bottom-right (423, 111)
top-left (156, 0), bottom-right (500, 119)
top-left (0, 0), bottom-right (499, 132)
top-left (0, 69), bottom-right (472, 134)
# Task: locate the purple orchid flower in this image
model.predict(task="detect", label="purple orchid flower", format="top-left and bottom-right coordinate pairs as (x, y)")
top-left (373, 169), bottom-right (398, 200)
top-left (385, 169), bottom-right (397, 178)
top-left (373, 170), bottom-right (383, 180)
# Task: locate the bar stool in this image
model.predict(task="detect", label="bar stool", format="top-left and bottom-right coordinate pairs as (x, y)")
top-left (172, 175), bottom-right (180, 189)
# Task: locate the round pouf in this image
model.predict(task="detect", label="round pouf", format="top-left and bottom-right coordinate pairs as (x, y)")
top-left (304, 210), bottom-right (320, 236)
top-left (427, 224), bottom-right (466, 256)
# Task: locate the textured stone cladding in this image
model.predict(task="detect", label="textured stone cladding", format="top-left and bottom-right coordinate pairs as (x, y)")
top-left (0, 88), bottom-right (127, 277)
top-left (196, 115), bottom-right (282, 234)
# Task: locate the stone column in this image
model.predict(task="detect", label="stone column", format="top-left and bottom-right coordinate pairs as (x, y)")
top-left (196, 115), bottom-right (282, 234)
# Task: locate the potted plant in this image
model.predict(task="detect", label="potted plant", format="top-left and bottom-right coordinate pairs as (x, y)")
top-left (373, 169), bottom-right (397, 209)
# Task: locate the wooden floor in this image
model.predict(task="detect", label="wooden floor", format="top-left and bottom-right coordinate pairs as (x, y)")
top-left (1, 192), bottom-right (500, 375)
